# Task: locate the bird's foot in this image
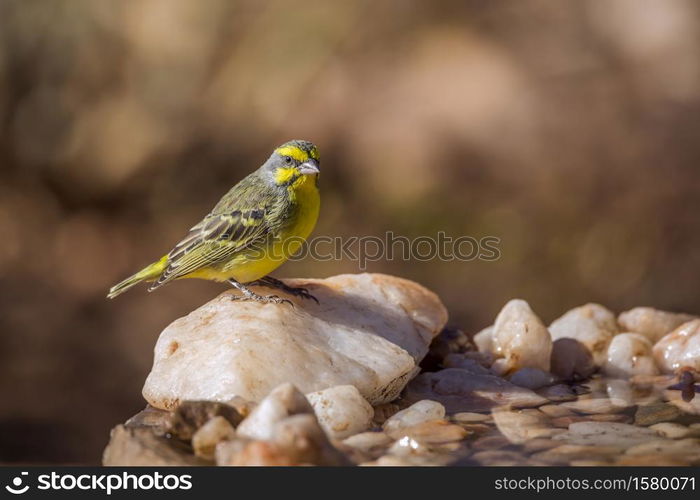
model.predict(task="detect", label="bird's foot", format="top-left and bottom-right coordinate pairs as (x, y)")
top-left (227, 278), bottom-right (293, 307)
top-left (230, 291), bottom-right (293, 307)
top-left (250, 277), bottom-right (320, 304)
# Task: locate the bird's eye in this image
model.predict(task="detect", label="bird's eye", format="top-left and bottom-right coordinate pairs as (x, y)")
top-left (284, 156), bottom-right (293, 165)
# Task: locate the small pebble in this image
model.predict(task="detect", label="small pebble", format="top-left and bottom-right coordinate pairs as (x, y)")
top-left (538, 384), bottom-right (578, 402)
top-left (561, 398), bottom-right (632, 415)
top-left (539, 405), bottom-right (573, 418)
top-left (649, 422), bottom-right (698, 439)
top-left (634, 403), bottom-right (682, 426)
top-left (383, 400), bottom-right (446, 435)
top-left (493, 408), bottom-right (552, 444)
top-left (451, 412), bottom-right (490, 423)
top-left (342, 432), bottom-right (393, 454)
top-left (191, 416), bottom-right (236, 460)
top-left (389, 419), bottom-right (469, 444)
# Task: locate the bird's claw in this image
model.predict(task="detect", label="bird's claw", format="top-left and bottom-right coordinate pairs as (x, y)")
top-left (286, 286), bottom-right (320, 304)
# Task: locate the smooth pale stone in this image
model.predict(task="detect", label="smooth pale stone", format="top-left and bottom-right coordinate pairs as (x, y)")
top-left (143, 273), bottom-right (448, 409)
top-left (491, 299), bottom-right (552, 373)
top-left (604, 333), bottom-right (658, 378)
top-left (649, 423), bottom-right (699, 439)
top-left (509, 367), bottom-right (554, 389)
top-left (388, 420), bottom-right (468, 444)
top-left (550, 338), bottom-right (596, 381)
top-left (493, 408), bottom-right (552, 444)
top-left (403, 368), bottom-right (548, 413)
top-left (553, 422), bottom-right (658, 449)
top-left (560, 398), bottom-right (631, 414)
top-left (653, 319), bottom-right (700, 373)
top-left (192, 416), bottom-right (236, 460)
top-left (218, 414), bottom-right (351, 466)
top-left (451, 412), bottom-right (490, 423)
top-left (473, 326), bottom-right (494, 354)
top-left (539, 404), bottom-right (573, 418)
top-left (342, 432), bottom-right (393, 453)
top-left (383, 400), bottom-right (446, 434)
top-left (236, 383), bottom-right (314, 441)
top-left (306, 385), bottom-right (373, 439)
top-left (618, 307), bottom-right (696, 343)
top-left (624, 438), bottom-right (700, 456)
top-left (549, 303), bottom-right (618, 367)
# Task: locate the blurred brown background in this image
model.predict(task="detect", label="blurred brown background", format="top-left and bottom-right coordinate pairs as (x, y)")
top-left (1, 0), bottom-right (699, 464)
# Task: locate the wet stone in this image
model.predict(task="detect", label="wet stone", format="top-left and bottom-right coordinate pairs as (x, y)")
top-left (389, 419), bottom-right (469, 444)
top-left (560, 398), bottom-right (633, 415)
top-left (470, 449), bottom-right (528, 466)
top-left (538, 384), bottom-right (579, 402)
top-left (471, 434), bottom-right (512, 451)
top-left (553, 421), bottom-right (658, 449)
top-left (634, 403), bottom-right (682, 426)
top-left (451, 412), bottom-right (490, 423)
top-left (530, 444), bottom-right (620, 465)
top-left (539, 405), bottom-right (574, 418)
top-left (649, 422), bottom-right (700, 439)
top-left (493, 409), bottom-right (552, 444)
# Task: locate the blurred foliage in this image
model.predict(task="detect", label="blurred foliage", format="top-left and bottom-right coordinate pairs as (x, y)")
top-left (2, 0), bottom-right (700, 463)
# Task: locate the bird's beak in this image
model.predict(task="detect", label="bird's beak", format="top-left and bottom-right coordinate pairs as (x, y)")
top-left (299, 158), bottom-right (320, 175)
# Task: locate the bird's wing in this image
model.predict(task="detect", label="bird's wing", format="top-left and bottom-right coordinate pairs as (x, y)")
top-left (150, 205), bottom-right (272, 290)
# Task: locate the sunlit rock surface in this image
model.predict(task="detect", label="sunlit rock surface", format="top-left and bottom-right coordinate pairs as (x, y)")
top-left (143, 273), bottom-right (447, 409)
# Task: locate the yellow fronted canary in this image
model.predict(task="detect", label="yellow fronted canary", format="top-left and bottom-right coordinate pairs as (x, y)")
top-left (107, 140), bottom-right (321, 304)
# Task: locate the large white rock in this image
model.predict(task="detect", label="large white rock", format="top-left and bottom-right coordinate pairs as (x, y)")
top-left (618, 307), bottom-right (696, 343)
top-left (142, 274), bottom-right (447, 409)
top-left (491, 299), bottom-right (552, 373)
top-left (653, 319), bottom-right (700, 373)
top-left (549, 303), bottom-right (618, 366)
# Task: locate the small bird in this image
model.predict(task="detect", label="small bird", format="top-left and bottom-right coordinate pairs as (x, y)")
top-left (108, 140), bottom-right (321, 304)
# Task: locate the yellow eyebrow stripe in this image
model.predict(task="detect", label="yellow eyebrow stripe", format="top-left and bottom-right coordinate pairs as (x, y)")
top-left (275, 145), bottom-right (309, 162)
top-left (275, 144), bottom-right (319, 162)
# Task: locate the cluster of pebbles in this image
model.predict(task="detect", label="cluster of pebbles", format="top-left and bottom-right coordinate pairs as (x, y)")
top-left (104, 294), bottom-right (700, 466)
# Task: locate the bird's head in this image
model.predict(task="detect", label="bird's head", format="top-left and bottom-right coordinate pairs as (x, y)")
top-left (264, 140), bottom-right (320, 187)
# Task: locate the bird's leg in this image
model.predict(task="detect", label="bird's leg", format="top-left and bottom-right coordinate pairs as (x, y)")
top-left (227, 278), bottom-right (292, 306)
top-left (248, 276), bottom-right (319, 304)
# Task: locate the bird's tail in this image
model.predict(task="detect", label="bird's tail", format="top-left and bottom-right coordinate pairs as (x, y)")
top-left (107, 256), bottom-right (168, 299)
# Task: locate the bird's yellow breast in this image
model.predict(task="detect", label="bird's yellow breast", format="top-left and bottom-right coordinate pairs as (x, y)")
top-left (190, 173), bottom-right (320, 283)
